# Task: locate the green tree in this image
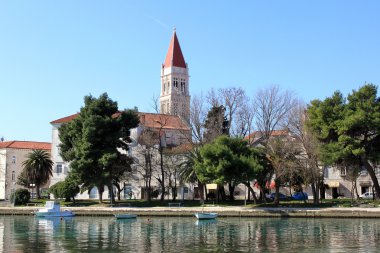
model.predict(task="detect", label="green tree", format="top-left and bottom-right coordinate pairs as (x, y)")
top-left (307, 84), bottom-right (380, 199)
top-left (195, 136), bottom-right (264, 201)
top-left (59, 93), bottom-right (139, 203)
top-left (203, 105), bottom-right (229, 142)
top-left (179, 148), bottom-right (206, 202)
top-left (49, 175), bottom-right (80, 202)
top-left (21, 149), bottom-right (53, 199)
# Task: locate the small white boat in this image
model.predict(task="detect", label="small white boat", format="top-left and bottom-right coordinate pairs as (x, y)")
top-left (114, 214), bottom-right (137, 219)
top-left (35, 201), bottom-right (75, 217)
top-left (194, 212), bottom-right (218, 220)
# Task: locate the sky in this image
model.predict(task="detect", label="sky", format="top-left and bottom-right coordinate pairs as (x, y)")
top-left (0, 1), bottom-right (379, 142)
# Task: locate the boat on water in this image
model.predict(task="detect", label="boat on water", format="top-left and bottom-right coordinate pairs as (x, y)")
top-left (35, 201), bottom-right (75, 217)
top-left (114, 214), bottom-right (137, 219)
top-left (194, 213), bottom-right (218, 220)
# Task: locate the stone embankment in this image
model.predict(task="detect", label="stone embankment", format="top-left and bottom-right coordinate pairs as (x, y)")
top-left (1, 206), bottom-right (380, 218)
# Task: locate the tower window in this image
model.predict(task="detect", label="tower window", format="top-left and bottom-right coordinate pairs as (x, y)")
top-left (11, 156), bottom-right (16, 164)
top-left (11, 171), bottom-right (15, 181)
top-left (167, 82), bottom-right (170, 94)
top-left (173, 78), bottom-right (178, 89)
top-left (181, 79), bottom-right (186, 93)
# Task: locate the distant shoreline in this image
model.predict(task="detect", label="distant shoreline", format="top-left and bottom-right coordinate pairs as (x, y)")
top-left (1, 206), bottom-right (380, 218)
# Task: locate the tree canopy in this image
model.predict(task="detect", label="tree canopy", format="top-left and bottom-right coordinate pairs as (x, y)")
top-left (194, 136), bottom-right (264, 185)
top-left (21, 149), bottom-right (53, 199)
top-left (307, 84), bottom-right (380, 198)
top-left (59, 93), bottom-right (139, 203)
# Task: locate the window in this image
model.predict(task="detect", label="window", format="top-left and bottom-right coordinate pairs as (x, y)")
top-left (173, 78), bottom-right (178, 89)
top-left (11, 156), bottom-right (16, 164)
top-left (89, 187), bottom-right (98, 199)
top-left (181, 79), bottom-right (185, 92)
top-left (56, 164), bottom-right (62, 174)
top-left (11, 171), bottom-right (15, 181)
top-left (340, 167), bottom-right (346, 176)
top-left (124, 183), bottom-right (133, 199)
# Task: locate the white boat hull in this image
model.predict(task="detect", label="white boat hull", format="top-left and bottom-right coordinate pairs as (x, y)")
top-left (35, 201), bottom-right (75, 217)
top-left (36, 211), bottom-right (75, 217)
top-left (194, 213), bottom-right (218, 220)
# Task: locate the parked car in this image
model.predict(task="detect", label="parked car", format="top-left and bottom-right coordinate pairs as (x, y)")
top-left (360, 192), bottom-right (374, 199)
top-left (292, 192), bottom-right (308, 200)
top-left (267, 193), bottom-right (291, 200)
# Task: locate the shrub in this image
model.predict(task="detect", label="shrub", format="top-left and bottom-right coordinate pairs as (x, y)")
top-left (49, 180), bottom-right (80, 202)
top-left (14, 188), bottom-right (30, 206)
top-left (151, 190), bottom-right (159, 199)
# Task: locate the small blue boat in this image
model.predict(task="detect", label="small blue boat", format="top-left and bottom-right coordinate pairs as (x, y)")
top-left (194, 213), bottom-right (218, 220)
top-left (114, 214), bottom-right (137, 219)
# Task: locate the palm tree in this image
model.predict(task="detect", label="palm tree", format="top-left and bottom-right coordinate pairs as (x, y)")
top-left (22, 150), bottom-right (53, 199)
top-left (179, 148), bottom-right (205, 202)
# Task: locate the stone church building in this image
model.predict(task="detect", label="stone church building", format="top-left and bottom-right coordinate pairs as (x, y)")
top-left (49, 30), bottom-right (194, 200)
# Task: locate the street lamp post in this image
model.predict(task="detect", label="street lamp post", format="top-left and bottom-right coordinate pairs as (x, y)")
top-left (30, 183), bottom-right (35, 199)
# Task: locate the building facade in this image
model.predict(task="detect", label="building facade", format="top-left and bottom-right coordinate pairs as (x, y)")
top-left (0, 141), bottom-right (51, 200)
top-left (49, 31), bottom-right (193, 200)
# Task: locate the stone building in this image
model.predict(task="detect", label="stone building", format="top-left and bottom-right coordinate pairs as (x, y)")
top-left (49, 30), bottom-right (193, 200)
top-left (0, 141), bottom-right (51, 200)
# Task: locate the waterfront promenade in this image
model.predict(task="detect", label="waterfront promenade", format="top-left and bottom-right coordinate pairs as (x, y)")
top-left (1, 205), bottom-right (380, 218)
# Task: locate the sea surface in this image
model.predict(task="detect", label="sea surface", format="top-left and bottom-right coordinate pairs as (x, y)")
top-left (0, 215), bottom-right (379, 252)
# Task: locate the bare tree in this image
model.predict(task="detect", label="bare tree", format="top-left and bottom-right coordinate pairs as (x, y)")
top-left (231, 99), bottom-right (254, 138)
top-left (253, 85), bottom-right (297, 204)
top-left (135, 129), bottom-right (159, 201)
top-left (288, 101), bottom-right (324, 204)
top-left (164, 149), bottom-right (185, 201)
top-left (151, 94), bottom-right (160, 113)
top-left (218, 87), bottom-right (247, 136)
top-left (206, 88), bottom-right (220, 107)
top-left (253, 85), bottom-right (297, 144)
top-left (153, 116), bottom-right (169, 201)
top-left (190, 93), bottom-right (208, 144)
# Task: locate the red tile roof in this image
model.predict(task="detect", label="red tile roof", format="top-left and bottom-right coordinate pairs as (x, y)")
top-left (50, 112), bottom-right (190, 131)
top-left (139, 112), bottom-right (189, 131)
top-left (0, 141), bottom-right (51, 150)
top-left (163, 30), bottom-right (187, 68)
top-left (245, 130), bottom-right (289, 142)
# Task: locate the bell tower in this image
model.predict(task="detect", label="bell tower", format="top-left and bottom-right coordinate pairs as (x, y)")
top-left (160, 29), bottom-right (190, 123)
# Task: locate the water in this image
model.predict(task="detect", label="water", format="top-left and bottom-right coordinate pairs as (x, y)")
top-left (0, 215), bottom-right (379, 252)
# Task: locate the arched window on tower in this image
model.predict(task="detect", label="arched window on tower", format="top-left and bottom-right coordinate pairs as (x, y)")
top-left (181, 79), bottom-right (186, 93)
top-left (173, 78), bottom-right (178, 90)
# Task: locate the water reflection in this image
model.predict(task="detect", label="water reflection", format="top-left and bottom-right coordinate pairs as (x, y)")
top-left (0, 216), bottom-right (379, 252)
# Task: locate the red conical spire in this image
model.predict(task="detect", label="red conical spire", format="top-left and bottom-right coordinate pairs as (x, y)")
top-left (163, 29), bottom-right (186, 68)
